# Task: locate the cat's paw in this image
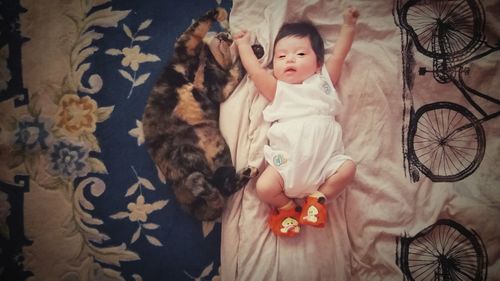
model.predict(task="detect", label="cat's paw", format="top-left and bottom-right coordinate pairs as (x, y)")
top-left (230, 166), bottom-right (259, 193)
top-left (240, 166), bottom-right (259, 179)
top-left (215, 7), bottom-right (228, 23)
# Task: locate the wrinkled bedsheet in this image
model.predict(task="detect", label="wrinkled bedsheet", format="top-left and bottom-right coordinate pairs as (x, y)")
top-left (220, 0), bottom-right (500, 280)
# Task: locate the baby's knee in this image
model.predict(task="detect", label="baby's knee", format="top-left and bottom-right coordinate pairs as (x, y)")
top-left (254, 166), bottom-right (284, 200)
top-left (255, 177), bottom-right (271, 199)
top-left (255, 175), bottom-right (280, 200)
top-left (341, 159), bottom-right (357, 179)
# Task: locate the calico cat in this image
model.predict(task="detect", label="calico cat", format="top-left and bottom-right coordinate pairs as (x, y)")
top-left (142, 8), bottom-right (263, 221)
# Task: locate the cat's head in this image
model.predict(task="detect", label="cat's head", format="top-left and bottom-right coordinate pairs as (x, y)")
top-left (205, 31), bottom-right (264, 71)
top-left (204, 32), bottom-right (234, 70)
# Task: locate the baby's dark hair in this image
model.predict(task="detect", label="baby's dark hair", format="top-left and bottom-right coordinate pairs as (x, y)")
top-left (274, 21), bottom-right (325, 65)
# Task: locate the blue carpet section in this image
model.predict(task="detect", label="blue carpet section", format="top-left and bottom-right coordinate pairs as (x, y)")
top-left (0, 0), bottom-right (232, 280)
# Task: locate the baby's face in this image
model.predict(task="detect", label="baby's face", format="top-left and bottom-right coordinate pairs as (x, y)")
top-left (273, 36), bottom-right (320, 84)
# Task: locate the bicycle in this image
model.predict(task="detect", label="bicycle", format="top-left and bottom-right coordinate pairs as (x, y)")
top-left (394, 0), bottom-right (500, 182)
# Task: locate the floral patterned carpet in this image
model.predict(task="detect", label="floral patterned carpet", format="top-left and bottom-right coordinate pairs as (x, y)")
top-left (0, 0), bottom-right (230, 280)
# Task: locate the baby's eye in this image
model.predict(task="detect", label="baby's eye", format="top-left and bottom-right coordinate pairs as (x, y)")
top-left (278, 55), bottom-right (286, 59)
top-left (297, 52), bottom-right (305, 56)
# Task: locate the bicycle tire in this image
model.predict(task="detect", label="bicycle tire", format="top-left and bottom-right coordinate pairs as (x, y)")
top-left (407, 102), bottom-right (485, 182)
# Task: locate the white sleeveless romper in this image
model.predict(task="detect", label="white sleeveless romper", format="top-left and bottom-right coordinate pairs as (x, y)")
top-left (262, 65), bottom-right (352, 198)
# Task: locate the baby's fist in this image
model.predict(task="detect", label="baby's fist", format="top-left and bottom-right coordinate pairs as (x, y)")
top-left (233, 30), bottom-right (251, 46)
top-left (343, 6), bottom-right (359, 26)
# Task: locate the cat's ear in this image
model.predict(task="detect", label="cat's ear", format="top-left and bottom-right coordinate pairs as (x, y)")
top-left (204, 7), bottom-right (227, 24)
top-left (214, 8), bottom-right (229, 30)
top-left (214, 7), bottom-right (228, 23)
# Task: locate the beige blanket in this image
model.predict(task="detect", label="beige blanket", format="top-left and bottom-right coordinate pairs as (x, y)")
top-left (220, 0), bottom-right (500, 280)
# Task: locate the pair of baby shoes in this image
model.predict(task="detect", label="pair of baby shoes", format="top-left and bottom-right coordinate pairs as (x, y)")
top-left (268, 195), bottom-right (327, 237)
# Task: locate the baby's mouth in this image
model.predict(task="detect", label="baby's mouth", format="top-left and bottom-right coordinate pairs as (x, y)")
top-left (284, 67), bottom-right (296, 74)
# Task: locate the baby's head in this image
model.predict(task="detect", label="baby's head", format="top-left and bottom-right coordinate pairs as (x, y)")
top-left (272, 22), bottom-right (324, 84)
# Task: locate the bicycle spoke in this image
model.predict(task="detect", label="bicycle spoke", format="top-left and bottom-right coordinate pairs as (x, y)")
top-left (432, 0), bottom-right (445, 19)
top-left (445, 146), bottom-right (466, 174)
top-left (447, 109), bottom-right (465, 134)
top-left (417, 144), bottom-right (441, 171)
top-left (414, 143), bottom-right (438, 160)
top-left (433, 107), bottom-right (443, 137)
top-left (447, 239), bottom-right (477, 260)
top-left (447, 144), bottom-right (475, 171)
top-left (447, 28), bottom-right (474, 55)
top-left (421, 111), bottom-right (442, 138)
top-left (446, 236), bottom-right (471, 257)
top-left (438, 145), bottom-right (447, 176)
top-left (441, 225), bottom-right (455, 254)
top-left (440, 227), bottom-right (461, 254)
top-left (447, 140), bottom-right (477, 158)
top-left (416, 119), bottom-right (440, 141)
top-left (441, 0), bottom-right (469, 23)
top-left (450, 145), bottom-right (470, 174)
top-left (450, 269), bottom-right (475, 281)
top-left (412, 237), bottom-right (440, 257)
top-left (409, 258), bottom-right (438, 280)
top-left (435, 225), bottom-right (443, 255)
top-left (454, 263), bottom-right (479, 279)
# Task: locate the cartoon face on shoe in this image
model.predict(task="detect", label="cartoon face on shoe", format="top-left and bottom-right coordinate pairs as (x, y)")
top-left (281, 217), bottom-right (300, 233)
top-left (303, 205), bottom-right (319, 223)
top-left (273, 35), bottom-right (320, 84)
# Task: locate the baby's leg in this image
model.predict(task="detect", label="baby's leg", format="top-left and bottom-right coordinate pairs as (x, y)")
top-left (299, 160), bottom-right (356, 227)
top-left (318, 159), bottom-right (356, 200)
top-left (258, 165), bottom-right (302, 237)
top-left (255, 165), bottom-right (290, 208)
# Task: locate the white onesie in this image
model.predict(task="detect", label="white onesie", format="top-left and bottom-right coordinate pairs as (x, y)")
top-left (262, 65), bottom-right (352, 198)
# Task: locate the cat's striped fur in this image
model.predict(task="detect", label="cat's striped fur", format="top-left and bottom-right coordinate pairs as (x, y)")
top-left (142, 8), bottom-right (262, 221)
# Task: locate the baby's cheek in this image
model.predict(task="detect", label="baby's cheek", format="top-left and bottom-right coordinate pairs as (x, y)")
top-left (273, 64), bottom-right (283, 77)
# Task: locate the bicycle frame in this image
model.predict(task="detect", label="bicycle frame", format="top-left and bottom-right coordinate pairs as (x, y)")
top-left (428, 41), bottom-right (500, 134)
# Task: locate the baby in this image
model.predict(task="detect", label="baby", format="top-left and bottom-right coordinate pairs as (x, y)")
top-left (234, 6), bottom-right (359, 237)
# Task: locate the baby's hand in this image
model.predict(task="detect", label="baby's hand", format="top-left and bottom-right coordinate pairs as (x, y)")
top-left (233, 30), bottom-right (251, 46)
top-left (343, 6), bottom-right (359, 26)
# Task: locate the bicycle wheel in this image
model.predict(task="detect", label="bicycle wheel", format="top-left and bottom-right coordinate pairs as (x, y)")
top-left (397, 219), bottom-right (488, 281)
top-left (407, 102), bottom-right (485, 182)
top-left (399, 0), bottom-right (484, 60)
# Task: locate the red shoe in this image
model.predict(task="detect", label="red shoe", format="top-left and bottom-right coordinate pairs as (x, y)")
top-left (268, 206), bottom-right (302, 237)
top-left (299, 196), bottom-right (327, 227)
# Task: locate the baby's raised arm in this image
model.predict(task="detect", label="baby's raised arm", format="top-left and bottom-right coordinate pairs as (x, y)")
top-left (325, 6), bottom-right (359, 86)
top-left (234, 31), bottom-right (277, 101)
